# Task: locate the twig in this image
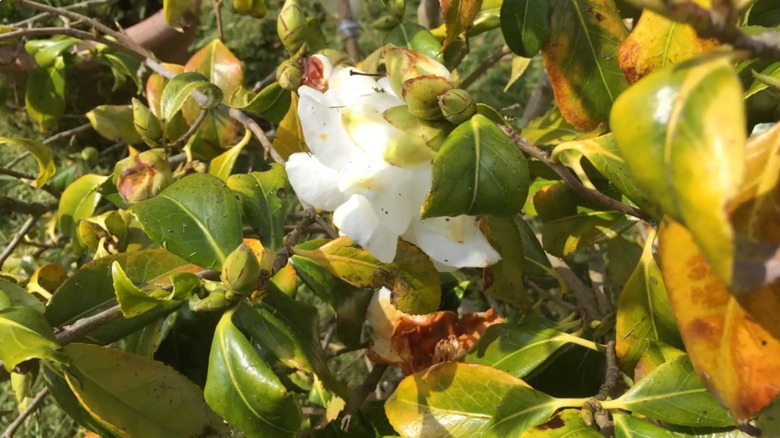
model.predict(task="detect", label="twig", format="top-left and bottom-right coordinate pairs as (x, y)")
top-left (461, 46), bottom-right (511, 89)
top-left (0, 27), bottom-right (132, 56)
top-left (525, 278), bottom-right (577, 312)
top-left (340, 364), bottom-right (388, 432)
top-left (597, 340), bottom-right (619, 400)
top-left (169, 109), bottom-right (207, 151)
top-left (328, 341), bottom-right (369, 359)
top-left (13, 0), bottom-right (113, 26)
top-left (54, 305), bottom-right (125, 345)
top-left (589, 245), bottom-right (611, 316)
top-left (0, 215), bottom-right (39, 269)
top-left (500, 126), bottom-right (653, 222)
top-left (315, 215), bottom-right (339, 239)
top-left (338, 0), bottom-right (361, 62)
top-left (0, 388), bottom-right (49, 438)
top-left (0, 197), bottom-right (58, 216)
top-left (548, 256), bottom-right (602, 322)
top-left (213, 0), bottom-right (224, 42)
top-left (43, 122), bottom-right (92, 145)
top-left (273, 209), bottom-right (318, 274)
top-left (0, 168), bottom-right (61, 198)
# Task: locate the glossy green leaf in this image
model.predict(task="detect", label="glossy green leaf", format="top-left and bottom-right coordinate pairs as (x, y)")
top-left (227, 164), bottom-right (289, 251)
top-left (610, 55), bottom-right (746, 285)
top-left (132, 173), bottom-right (243, 270)
top-left (234, 294), bottom-right (346, 396)
top-left (111, 262), bottom-right (184, 318)
top-left (384, 23), bottom-right (443, 62)
top-left (63, 343), bottom-right (227, 438)
top-left (87, 105), bottom-right (143, 144)
top-left (520, 409), bottom-right (601, 437)
top-left (422, 114), bottom-right (529, 218)
top-left (230, 83), bottom-right (291, 124)
top-left (542, 211), bottom-right (636, 257)
top-left (463, 323), bottom-right (597, 378)
top-left (500, 0), bottom-right (551, 57)
top-left (25, 37), bottom-right (81, 68)
top-left (551, 134), bottom-right (660, 218)
top-left (25, 57), bottom-right (65, 131)
top-left (514, 216), bottom-right (554, 276)
top-left (209, 129), bottom-right (252, 181)
top-left (542, 0), bottom-right (628, 130)
top-left (615, 228), bottom-right (682, 374)
top-left (746, 60), bottom-right (780, 98)
top-left (163, 0), bottom-right (195, 30)
top-left (0, 306), bottom-right (68, 372)
top-left (58, 174), bottom-right (108, 237)
top-left (46, 249), bottom-right (197, 344)
top-left (613, 412), bottom-right (749, 437)
top-left (604, 355), bottom-right (735, 427)
top-left (0, 137), bottom-right (55, 188)
top-left (482, 217), bottom-right (533, 312)
top-left (521, 106), bottom-right (595, 146)
top-left (386, 362), bottom-right (563, 438)
top-left (96, 50), bottom-right (142, 92)
top-left (293, 237), bottom-right (440, 314)
top-left (441, 0), bottom-right (483, 49)
top-left (204, 308), bottom-right (301, 438)
top-left (160, 71), bottom-right (222, 123)
top-left (290, 254), bottom-right (372, 348)
top-left (0, 278), bottom-right (44, 313)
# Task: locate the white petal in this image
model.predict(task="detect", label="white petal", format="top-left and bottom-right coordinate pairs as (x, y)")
top-left (377, 77), bottom-right (397, 97)
top-left (297, 87), bottom-right (353, 170)
top-left (341, 94), bottom-right (406, 158)
top-left (285, 152), bottom-right (347, 211)
top-left (333, 194), bottom-right (399, 263)
top-left (406, 216), bottom-right (501, 269)
top-left (366, 164), bottom-right (431, 235)
top-left (328, 66), bottom-right (384, 107)
top-left (365, 287), bottom-right (404, 363)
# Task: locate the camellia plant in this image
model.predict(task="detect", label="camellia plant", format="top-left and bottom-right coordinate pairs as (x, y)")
top-left (1, 0), bottom-right (780, 436)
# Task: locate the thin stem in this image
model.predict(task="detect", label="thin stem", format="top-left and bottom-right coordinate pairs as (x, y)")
top-left (548, 256), bottom-right (602, 322)
top-left (0, 168), bottom-right (61, 198)
top-left (0, 197), bottom-right (58, 216)
top-left (597, 340), bottom-right (620, 401)
top-left (461, 45), bottom-right (511, 89)
top-left (340, 364), bottom-right (388, 432)
top-left (169, 109), bottom-right (207, 151)
top-left (500, 125), bottom-right (653, 222)
top-left (273, 209), bottom-right (318, 274)
top-left (0, 388), bottom-right (50, 438)
top-left (0, 215), bottom-right (39, 269)
top-left (13, 0), bottom-right (114, 27)
top-left (213, 0), bottom-right (224, 42)
top-left (338, 0), bottom-right (361, 61)
top-left (327, 341), bottom-right (369, 359)
top-left (0, 27), bottom-right (132, 55)
top-left (43, 122), bottom-right (92, 145)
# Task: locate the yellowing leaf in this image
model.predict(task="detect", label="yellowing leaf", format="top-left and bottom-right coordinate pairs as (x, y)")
top-left (58, 174), bottom-right (109, 238)
top-left (505, 56), bottom-right (532, 91)
top-left (610, 54), bottom-right (745, 286)
top-left (542, 0), bottom-right (628, 130)
top-left (87, 105), bottom-right (143, 144)
top-left (273, 92), bottom-right (309, 160)
top-left (617, 1), bottom-right (718, 84)
top-left (659, 219), bottom-right (780, 420)
top-left (441, 0), bottom-right (483, 49)
top-left (27, 263), bottom-right (67, 300)
top-left (0, 137), bottom-right (55, 188)
top-left (520, 409), bottom-right (601, 437)
top-left (63, 343), bottom-right (228, 438)
top-left (163, 0), bottom-right (195, 31)
top-left (209, 129), bottom-right (252, 181)
top-left (0, 306), bottom-right (68, 372)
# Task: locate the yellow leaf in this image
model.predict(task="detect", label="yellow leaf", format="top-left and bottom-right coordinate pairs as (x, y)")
top-left (273, 92), bottom-right (309, 160)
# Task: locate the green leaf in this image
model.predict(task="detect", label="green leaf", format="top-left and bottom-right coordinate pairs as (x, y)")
top-left (0, 137), bottom-right (55, 188)
top-left (58, 174), bottom-right (108, 237)
top-left (612, 412), bottom-right (750, 438)
top-left (230, 83), bottom-right (291, 124)
top-left (227, 165), bottom-right (289, 251)
top-left (132, 173), bottom-right (243, 270)
top-left (385, 362), bottom-right (563, 438)
top-left (514, 216), bottom-right (553, 276)
top-left (204, 309), bottom-right (302, 438)
top-left (131, 98), bottom-right (163, 147)
top-left (384, 23), bottom-right (443, 62)
top-left (542, 0), bottom-right (628, 130)
top-left (551, 134), bottom-right (660, 218)
top-left (422, 114), bottom-right (529, 218)
top-left (234, 292), bottom-right (346, 396)
top-left (209, 129), bottom-right (252, 181)
top-left (96, 50), bottom-right (142, 92)
top-left (441, 0), bottom-right (483, 49)
top-left (520, 409), bottom-right (601, 437)
top-left (500, 0), bottom-right (551, 57)
top-left (541, 211), bottom-right (636, 257)
top-left (0, 306), bottom-right (68, 372)
top-left (25, 37), bottom-right (81, 68)
top-left (111, 262), bottom-right (180, 318)
top-left (163, 0), bottom-right (195, 30)
top-left (160, 72), bottom-right (222, 123)
top-left (482, 217), bottom-right (533, 312)
top-left (293, 237), bottom-right (440, 314)
top-left (62, 343), bottom-right (228, 438)
top-left (45, 249), bottom-right (198, 344)
top-left (25, 57), bottom-right (65, 131)
top-left (87, 105), bottom-right (143, 144)
top-left (0, 278), bottom-right (44, 313)
top-left (610, 55), bottom-right (746, 286)
top-left (746, 60), bottom-right (780, 98)
top-left (463, 323), bottom-right (597, 378)
top-left (605, 355), bottom-right (735, 427)
top-left (615, 228), bottom-right (683, 374)
top-left (521, 106), bottom-right (594, 146)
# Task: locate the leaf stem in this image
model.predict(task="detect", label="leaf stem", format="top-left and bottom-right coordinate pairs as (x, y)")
top-left (461, 45), bottom-right (511, 89)
top-left (0, 197), bottom-right (58, 216)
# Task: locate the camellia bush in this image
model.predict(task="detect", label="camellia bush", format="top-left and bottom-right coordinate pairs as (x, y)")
top-left (1, 0), bottom-right (780, 436)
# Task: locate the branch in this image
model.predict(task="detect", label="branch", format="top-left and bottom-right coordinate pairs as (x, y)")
top-left (340, 364), bottom-right (388, 432)
top-left (0, 168), bottom-right (62, 198)
top-left (214, 0), bottom-right (225, 42)
top-left (0, 26), bottom-right (134, 56)
top-left (461, 45), bottom-right (511, 89)
top-left (0, 388), bottom-right (49, 438)
top-left (169, 109), bottom-right (207, 151)
top-left (0, 197), bottom-right (58, 215)
top-left (500, 125), bottom-right (653, 222)
top-left (0, 215), bottom-right (39, 269)
top-left (548, 256), bottom-right (602, 322)
top-left (273, 208), bottom-right (318, 274)
top-left (597, 339), bottom-right (619, 401)
top-left (12, 0), bottom-right (114, 26)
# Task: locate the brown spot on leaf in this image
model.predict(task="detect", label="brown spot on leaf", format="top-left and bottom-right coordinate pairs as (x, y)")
top-left (537, 413), bottom-right (566, 430)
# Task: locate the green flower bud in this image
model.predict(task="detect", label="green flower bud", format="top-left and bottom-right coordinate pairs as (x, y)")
top-left (390, 0), bottom-right (405, 18)
top-left (383, 45), bottom-right (452, 99)
top-left (114, 149), bottom-right (172, 204)
top-left (403, 75), bottom-right (453, 121)
top-left (233, 0), bottom-right (267, 18)
top-left (132, 98), bottom-right (163, 147)
top-left (372, 15), bottom-right (400, 31)
top-left (221, 243), bottom-right (262, 295)
top-left (277, 0), bottom-right (307, 54)
top-left (438, 89), bottom-right (476, 124)
top-left (276, 59), bottom-right (303, 91)
top-left (80, 146), bottom-right (99, 165)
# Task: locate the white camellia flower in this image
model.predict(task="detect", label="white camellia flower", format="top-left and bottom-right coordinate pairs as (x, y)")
top-left (286, 54), bottom-right (500, 270)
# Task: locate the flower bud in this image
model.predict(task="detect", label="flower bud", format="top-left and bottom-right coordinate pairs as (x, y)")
top-left (403, 75), bottom-right (453, 120)
top-left (390, 0), bottom-right (405, 18)
top-left (372, 15), bottom-right (400, 31)
top-left (438, 89), bottom-right (476, 124)
top-left (114, 149), bottom-right (172, 204)
top-left (276, 59), bottom-right (303, 91)
top-left (383, 45), bottom-right (451, 99)
top-left (80, 146), bottom-right (99, 165)
top-left (277, 0), bottom-right (307, 54)
top-left (220, 243), bottom-right (262, 295)
top-left (233, 0), bottom-right (266, 18)
top-left (132, 98), bottom-right (163, 147)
